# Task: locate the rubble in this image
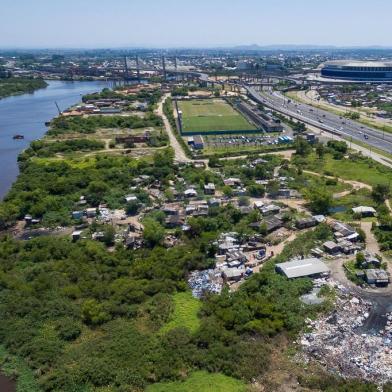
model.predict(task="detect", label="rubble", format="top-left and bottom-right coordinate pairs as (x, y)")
top-left (299, 279), bottom-right (392, 385)
top-left (188, 269), bottom-right (223, 298)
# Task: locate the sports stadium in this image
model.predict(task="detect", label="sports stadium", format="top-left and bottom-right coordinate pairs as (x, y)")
top-left (321, 60), bottom-right (392, 81)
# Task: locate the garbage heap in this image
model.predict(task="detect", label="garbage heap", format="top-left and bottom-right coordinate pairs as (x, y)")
top-left (299, 281), bottom-right (392, 384)
top-left (188, 269), bottom-right (223, 299)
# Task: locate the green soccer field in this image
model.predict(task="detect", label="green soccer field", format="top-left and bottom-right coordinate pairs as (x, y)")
top-left (178, 99), bottom-right (256, 133)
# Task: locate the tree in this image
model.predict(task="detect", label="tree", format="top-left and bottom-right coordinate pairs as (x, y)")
top-left (143, 219), bottom-right (165, 247)
top-left (295, 137), bottom-right (312, 156)
top-left (126, 200), bottom-right (141, 216)
top-left (307, 188), bottom-right (333, 214)
top-left (293, 121), bottom-right (306, 134)
top-left (222, 186), bottom-right (234, 198)
top-left (372, 184), bottom-right (390, 203)
top-left (247, 184), bottom-right (265, 198)
top-left (355, 252), bottom-right (366, 268)
top-left (102, 225), bottom-right (116, 246)
top-left (87, 180), bottom-right (109, 205)
top-left (255, 164), bottom-right (268, 179)
top-left (238, 196), bottom-right (250, 207)
top-left (82, 299), bottom-right (110, 326)
top-left (315, 143), bottom-right (325, 159)
top-left (208, 155), bottom-right (221, 168)
top-left (327, 140), bottom-right (348, 154)
top-left (266, 180), bottom-right (280, 198)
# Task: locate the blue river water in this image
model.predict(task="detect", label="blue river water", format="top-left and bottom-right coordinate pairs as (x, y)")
top-left (0, 80), bottom-right (111, 199)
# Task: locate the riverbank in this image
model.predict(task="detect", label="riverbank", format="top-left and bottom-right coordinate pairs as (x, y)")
top-left (0, 78), bottom-right (47, 100)
top-left (0, 79), bottom-right (111, 199)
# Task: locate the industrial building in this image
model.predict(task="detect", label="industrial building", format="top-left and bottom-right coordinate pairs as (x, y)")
top-left (276, 258), bottom-right (330, 279)
top-left (235, 101), bottom-right (283, 132)
top-left (321, 60), bottom-right (392, 81)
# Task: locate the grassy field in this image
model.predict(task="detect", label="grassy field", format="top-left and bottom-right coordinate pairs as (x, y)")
top-left (178, 99), bottom-right (256, 133)
top-left (146, 371), bottom-right (248, 392)
top-left (160, 291), bottom-right (201, 334)
top-left (303, 153), bottom-right (392, 189)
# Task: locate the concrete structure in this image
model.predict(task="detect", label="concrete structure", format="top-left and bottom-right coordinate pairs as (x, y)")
top-left (321, 60), bottom-right (392, 81)
top-left (235, 101), bottom-right (283, 132)
top-left (276, 258), bottom-right (330, 279)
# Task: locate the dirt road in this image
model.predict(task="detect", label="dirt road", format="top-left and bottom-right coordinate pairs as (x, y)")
top-left (156, 95), bottom-right (191, 163)
top-left (303, 170), bottom-right (372, 192)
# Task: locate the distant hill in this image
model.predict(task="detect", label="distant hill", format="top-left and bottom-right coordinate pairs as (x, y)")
top-left (229, 44), bottom-right (392, 51)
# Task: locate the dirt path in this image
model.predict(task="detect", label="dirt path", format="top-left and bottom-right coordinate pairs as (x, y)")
top-left (303, 170), bottom-right (372, 192)
top-left (361, 221), bottom-right (381, 254)
top-left (156, 95), bottom-right (191, 163)
top-left (220, 149), bottom-right (295, 162)
top-left (303, 170), bottom-right (392, 219)
top-left (386, 199), bottom-right (392, 214)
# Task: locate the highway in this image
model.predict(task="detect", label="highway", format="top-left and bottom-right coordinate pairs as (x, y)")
top-left (245, 85), bottom-right (392, 154)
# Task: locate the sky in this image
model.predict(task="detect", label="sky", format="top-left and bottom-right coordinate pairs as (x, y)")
top-left (1, 0), bottom-right (391, 49)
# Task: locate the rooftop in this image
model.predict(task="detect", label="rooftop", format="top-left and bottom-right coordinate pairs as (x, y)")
top-left (276, 258), bottom-right (330, 279)
top-left (323, 60), bottom-right (392, 68)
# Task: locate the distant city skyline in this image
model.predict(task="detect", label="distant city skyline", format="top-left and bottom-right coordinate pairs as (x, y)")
top-left (1, 0), bottom-right (392, 49)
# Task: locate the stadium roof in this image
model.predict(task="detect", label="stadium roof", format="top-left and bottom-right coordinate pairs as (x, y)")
top-left (324, 60), bottom-right (392, 68)
top-left (276, 258), bottom-right (330, 279)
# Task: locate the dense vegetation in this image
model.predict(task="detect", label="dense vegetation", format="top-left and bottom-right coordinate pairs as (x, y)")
top-left (0, 218), bottom-right (332, 391)
top-left (48, 114), bottom-right (163, 136)
top-left (19, 139), bottom-right (105, 160)
top-left (0, 149), bottom-right (174, 229)
top-left (0, 105), bottom-right (389, 390)
top-left (82, 87), bottom-right (162, 107)
top-left (0, 77), bottom-right (47, 99)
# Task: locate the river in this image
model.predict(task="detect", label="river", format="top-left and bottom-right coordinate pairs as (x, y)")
top-left (0, 80), bottom-right (111, 200)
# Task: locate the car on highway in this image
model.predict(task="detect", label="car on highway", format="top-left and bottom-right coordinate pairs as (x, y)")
top-left (364, 134), bottom-right (369, 139)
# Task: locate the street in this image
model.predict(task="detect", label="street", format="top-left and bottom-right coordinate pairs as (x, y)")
top-left (245, 85), bottom-right (392, 155)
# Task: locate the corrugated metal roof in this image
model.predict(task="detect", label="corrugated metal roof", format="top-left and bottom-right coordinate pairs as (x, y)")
top-left (276, 258), bottom-right (330, 279)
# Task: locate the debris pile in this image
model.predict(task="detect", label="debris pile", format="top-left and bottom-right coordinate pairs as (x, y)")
top-left (188, 269), bottom-right (223, 298)
top-left (299, 280), bottom-right (392, 384)
top-left (97, 207), bottom-right (126, 223)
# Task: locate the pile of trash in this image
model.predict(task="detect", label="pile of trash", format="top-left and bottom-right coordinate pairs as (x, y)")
top-left (188, 269), bottom-right (223, 298)
top-left (299, 280), bottom-right (392, 384)
top-left (98, 207), bottom-right (126, 223)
